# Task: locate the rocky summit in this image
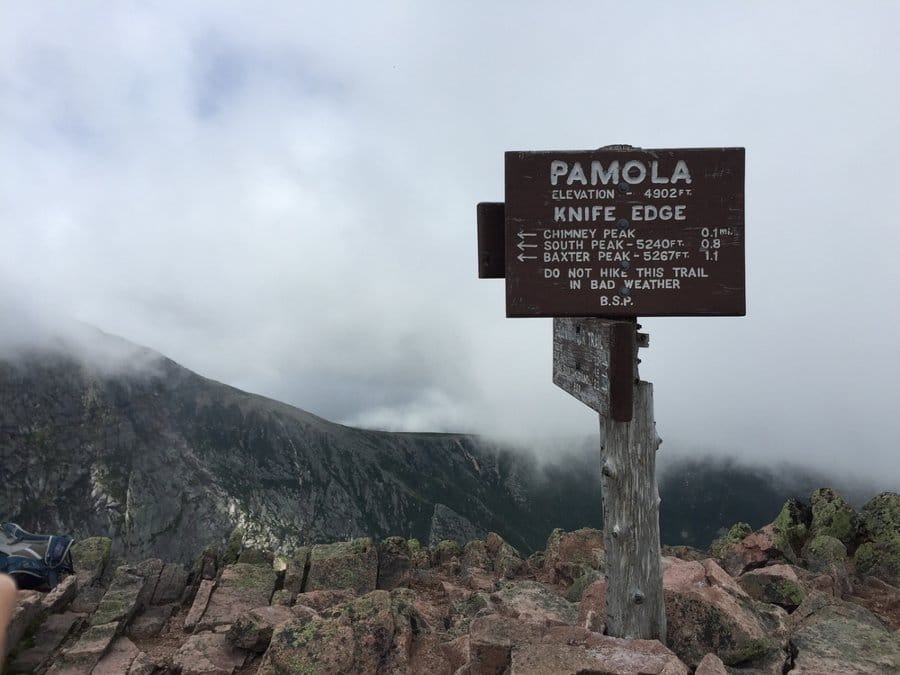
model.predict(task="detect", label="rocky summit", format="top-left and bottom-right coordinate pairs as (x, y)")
top-left (4, 490), bottom-right (899, 674)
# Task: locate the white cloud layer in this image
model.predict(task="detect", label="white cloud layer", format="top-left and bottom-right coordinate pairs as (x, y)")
top-left (2, 2), bottom-right (899, 485)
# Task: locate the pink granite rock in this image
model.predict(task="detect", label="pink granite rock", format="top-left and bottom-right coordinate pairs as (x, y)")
top-left (718, 524), bottom-right (781, 576)
top-left (172, 631), bottom-right (248, 675)
top-left (5, 612), bottom-right (84, 674)
top-left (151, 562), bottom-right (189, 605)
top-left (441, 634), bottom-right (470, 672)
top-left (305, 538), bottom-right (377, 594)
top-left (92, 636), bottom-right (141, 674)
top-left (465, 616), bottom-right (687, 675)
top-left (6, 590), bottom-right (42, 658)
top-left (184, 579), bottom-right (215, 632)
top-left (578, 577), bottom-right (607, 632)
top-left (663, 556), bottom-right (776, 669)
top-left (510, 641), bottom-right (688, 675)
top-left (738, 564), bottom-right (807, 610)
top-left (258, 590), bottom-right (416, 674)
top-left (41, 575), bottom-right (79, 614)
top-left (47, 621), bottom-right (119, 675)
top-left (194, 563), bottom-right (277, 631)
top-left (788, 592), bottom-right (900, 674)
top-left (226, 605), bottom-right (296, 652)
top-left (543, 528), bottom-right (605, 586)
top-left (293, 588), bottom-right (356, 612)
top-left (694, 652), bottom-right (728, 675)
top-left (488, 580), bottom-right (578, 626)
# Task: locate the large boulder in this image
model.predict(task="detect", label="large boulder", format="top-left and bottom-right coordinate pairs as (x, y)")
top-left (854, 492), bottom-right (900, 585)
top-left (70, 537), bottom-right (112, 588)
top-left (377, 537), bottom-right (414, 590)
top-left (89, 567), bottom-right (146, 630)
top-left (717, 524), bottom-right (782, 576)
top-left (487, 580), bottom-right (579, 626)
top-left (738, 564), bottom-right (807, 611)
top-left (772, 498), bottom-right (811, 564)
top-left (578, 577), bottom-right (607, 632)
top-left (846, 575), bottom-right (900, 631)
top-left (305, 538), bottom-right (378, 594)
top-left (809, 487), bottom-right (859, 547)
top-left (171, 631), bottom-right (249, 674)
top-left (803, 533), bottom-right (851, 595)
top-left (789, 592), bottom-right (900, 673)
top-left (194, 562), bottom-right (278, 631)
top-left (708, 522), bottom-right (752, 558)
top-left (542, 528), bottom-right (605, 590)
top-left (663, 557), bottom-right (784, 669)
top-left (226, 605), bottom-right (298, 652)
top-left (258, 589), bottom-right (424, 674)
top-left (484, 532), bottom-right (524, 580)
top-left (467, 615), bottom-right (688, 675)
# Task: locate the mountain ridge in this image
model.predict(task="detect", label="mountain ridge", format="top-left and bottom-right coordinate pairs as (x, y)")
top-left (0, 329), bottom-right (886, 564)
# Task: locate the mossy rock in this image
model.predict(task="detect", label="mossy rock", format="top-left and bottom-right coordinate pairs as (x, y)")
top-left (431, 539), bottom-right (462, 565)
top-left (238, 547), bottom-right (274, 566)
top-left (221, 562), bottom-right (279, 595)
top-left (306, 538), bottom-right (377, 594)
top-left (803, 534), bottom-right (847, 574)
top-left (564, 565), bottom-right (602, 602)
top-left (773, 499), bottom-right (811, 564)
top-left (222, 526), bottom-right (245, 566)
top-left (809, 488), bottom-right (858, 547)
top-left (709, 522), bottom-right (752, 558)
top-left (406, 538), bottom-right (429, 568)
top-left (70, 537), bottom-right (112, 586)
top-left (90, 570), bottom-right (144, 628)
top-left (485, 532), bottom-right (523, 579)
top-left (738, 571), bottom-right (805, 611)
top-left (453, 592), bottom-right (488, 617)
top-left (719, 637), bottom-right (778, 667)
top-left (859, 492), bottom-right (900, 541)
top-left (376, 538), bottom-right (412, 591)
top-left (378, 536), bottom-right (410, 557)
top-left (263, 590), bottom-right (407, 673)
top-left (854, 538), bottom-right (900, 585)
top-left (462, 540), bottom-right (491, 569)
top-left (192, 544), bottom-right (219, 581)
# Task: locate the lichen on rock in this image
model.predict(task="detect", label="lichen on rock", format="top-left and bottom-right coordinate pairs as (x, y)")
top-left (809, 487), bottom-right (859, 546)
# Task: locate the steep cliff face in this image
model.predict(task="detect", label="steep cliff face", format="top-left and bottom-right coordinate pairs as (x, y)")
top-left (0, 337), bottom-right (600, 563)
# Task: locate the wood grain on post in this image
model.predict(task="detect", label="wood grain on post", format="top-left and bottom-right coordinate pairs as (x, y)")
top-left (601, 381), bottom-right (666, 642)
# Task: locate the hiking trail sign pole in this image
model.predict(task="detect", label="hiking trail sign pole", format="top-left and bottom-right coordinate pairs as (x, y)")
top-left (477, 145), bottom-right (745, 642)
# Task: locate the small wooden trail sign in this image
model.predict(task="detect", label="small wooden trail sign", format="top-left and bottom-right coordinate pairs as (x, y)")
top-left (476, 144), bottom-right (746, 644)
top-left (552, 317), bottom-right (636, 422)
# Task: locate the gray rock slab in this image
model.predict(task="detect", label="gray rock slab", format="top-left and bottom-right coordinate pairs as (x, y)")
top-left (151, 562), bottom-right (189, 605)
top-left (6, 612), bottom-right (85, 674)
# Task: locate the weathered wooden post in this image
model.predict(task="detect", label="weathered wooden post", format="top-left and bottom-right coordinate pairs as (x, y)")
top-left (477, 145), bottom-right (745, 642)
top-left (600, 378), bottom-right (666, 639)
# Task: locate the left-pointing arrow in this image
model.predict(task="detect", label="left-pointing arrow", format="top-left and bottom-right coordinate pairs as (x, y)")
top-left (517, 253), bottom-right (537, 262)
top-left (517, 240), bottom-right (537, 251)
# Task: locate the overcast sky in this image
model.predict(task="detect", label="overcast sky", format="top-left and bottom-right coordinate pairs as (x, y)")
top-left (2, 2), bottom-right (898, 486)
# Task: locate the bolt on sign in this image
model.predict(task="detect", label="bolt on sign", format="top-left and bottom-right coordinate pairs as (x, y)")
top-left (504, 147), bottom-right (745, 318)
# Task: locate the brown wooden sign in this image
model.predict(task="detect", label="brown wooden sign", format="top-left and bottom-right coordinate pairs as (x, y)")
top-left (504, 147), bottom-right (745, 317)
